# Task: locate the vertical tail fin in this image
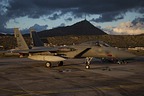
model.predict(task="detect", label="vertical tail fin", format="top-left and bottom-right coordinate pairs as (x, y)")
top-left (30, 29), bottom-right (44, 47)
top-left (14, 28), bottom-right (29, 50)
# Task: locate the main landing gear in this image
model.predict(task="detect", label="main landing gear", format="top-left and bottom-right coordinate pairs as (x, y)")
top-left (117, 60), bottom-right (127, 64)
top-left (45, 61), bottom-right (64, 68)
top-left (45, 62), bottom-right (51, 68)
top-left (85, 57), bottom-right (93, 69)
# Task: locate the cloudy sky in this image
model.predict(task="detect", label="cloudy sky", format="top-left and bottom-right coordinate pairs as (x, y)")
top-left (0, 0), bottom-right (144, 35)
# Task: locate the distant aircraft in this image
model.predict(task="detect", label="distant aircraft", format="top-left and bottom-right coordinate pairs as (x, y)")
top-left (31, 30), bottom-right (136, 69)
top-left (14, 28), bottom-right (65, 67)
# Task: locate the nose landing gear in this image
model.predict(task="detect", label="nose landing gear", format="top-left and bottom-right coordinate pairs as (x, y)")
top-left (85, 57), bottom-right (93, 69)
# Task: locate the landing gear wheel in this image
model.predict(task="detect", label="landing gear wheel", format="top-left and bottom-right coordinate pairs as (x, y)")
top-left (122, 60), bottom-right (128, 64)
top-left (46, 62), bottom-right (51, 68)
top-left (117, 60), bottom-right (128, 64)
top-left (85, 65), bottom-right (90, 69)
top-left (117, 61), bottom-right (122, 64)
top-left (58, 61), bottom-right (63, 66)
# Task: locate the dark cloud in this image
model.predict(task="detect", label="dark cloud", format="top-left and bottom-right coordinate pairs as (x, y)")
top-left (59, 23), bottom-right (65, 27)
top-left (21, 24), bottom-right (48, 34)
top-left (0, 15), bottom-right (14, 34)
top-left (132, 17), bottom-right (144, 25)
top-left (48, 13), bottom-right (61, 20)
top-left (6, 0), bottom-right (144, 18)
top-left (0, 0), bottom-right (144, 33)
top-left (90, 12), bottom-right (124, 23)
top-left (65, 17), bottom-right (73, 21)
top-left (29, 24), bottom-right (48, 31)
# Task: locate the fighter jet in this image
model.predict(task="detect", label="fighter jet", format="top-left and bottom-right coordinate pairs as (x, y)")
top-left (13, 28), bottom-right (65, 67)
top-left (57, 41), bottom-right (136, 69)
top-left (30, 30), bottom-right (136, 69)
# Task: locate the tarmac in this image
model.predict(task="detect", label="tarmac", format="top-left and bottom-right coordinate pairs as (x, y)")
top-left (0, 56), bottom-right (144, 96)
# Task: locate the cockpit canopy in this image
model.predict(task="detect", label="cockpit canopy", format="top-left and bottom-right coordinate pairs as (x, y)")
top-left (80, 41), bottom-right (111, 47)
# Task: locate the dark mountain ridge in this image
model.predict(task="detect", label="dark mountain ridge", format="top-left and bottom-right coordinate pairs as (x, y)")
top-left (37, 20), bottom-right (107, 37)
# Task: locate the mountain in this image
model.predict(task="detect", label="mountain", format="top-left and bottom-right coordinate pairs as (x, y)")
top-left (0, 32), bottom-right (13, 36)
top-left (0, 32), bottom-right (7, 36)
top-left (37, 20), bottom-right (107, 37)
